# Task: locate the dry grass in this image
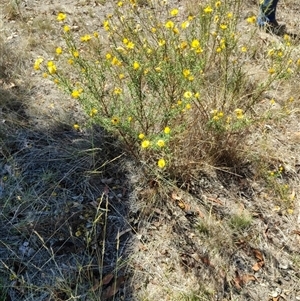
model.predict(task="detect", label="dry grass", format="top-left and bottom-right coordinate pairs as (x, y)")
top-left (1, 0), bottom-right (300, 301)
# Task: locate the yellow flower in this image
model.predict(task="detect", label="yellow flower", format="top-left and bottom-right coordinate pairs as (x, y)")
top-left (268, 67), bottom-right (275, 74)
top-left (157, 158), bottom-right (166, 169)
top-left (111, 116), bottom-right (120, 125)
top-left (63, 25), bottom-right (70, 32)
top-left (191, 39), bottom-right (200, 49)
top-left (215, 1), bottom-right (221, 8)
top-left (141, 140), bottom-right (150, 148)
top-left (234, 108), bottom-right (244, 119)
top-left (103, 20), bottom-right (110, 31)
top-left (71, 90), bottom-right (80, 98)
top-left (55, 47), bottom-right (62, 55)
top-left (241, 46), bottom-right (247, 52)
top-left (93, 32), bottom-right (99, 38)
top-left (133, 61), bottom-right (140, 70)
top-left (73, 51), bottom-right (79, 58)
top-left (246, 16), bottom-right (256, 24)
top-left (117, 1), bottom-right (123, 7)
top-left (113, 87), bottom-right (122, 95)
top-left (73, 124), bottom-right (80, 130)
top-left (164, 126), bottom-right (171, 134)
top-left (126, 41), bottom-right (135, 49)
top-left (57, 12), bottom-right (66, 21)
top-left (204, 6), bottom-right (213, 14)
top-left (227, 12), bottom-right (233, 18)
top-left (183, 91), bottom-right (193, 98)
top-left (182, 69), bottom-right (190, 78)
top-left (47, 61), bottom-right (57, 74)
top-left (34, 57), bottom-right (43, 70)
top-left (158, 39), bottom-right (166, 46)
top-left (170, 8), bottom-right (179, 16)
top-left (151, 27), bottom-right (157, 33)
top-left (119, 73), bottom-right (125, 79)
top-left (138, 133), bottom-right (145, 140)
top-left (68, 58), bottom-right (74, 65)
top-left (186, 103), bottom-right (191, 109)
top-left (165, 20), bottom-right (175, 29)
top-left (156, 139), bottom-right (165, 147)
top-left (90, 108), bottom-right (98, 117)
top-left (106, 53), bottom-right (112, 60)
top-left (42, 72), bottom-right (48, 78)
top-left (111, 57), bottom-right (122, 66)
top-left (220, 24), bottom-right (227, 30)
top-left (71, 90), bottom-right (81, 98)
top-left (173, 27), bottom-right (179, 34)
top-left (179, 41), bottom-right (188, 50)
top-left (181, 20), bottom-right (190, 29)
top-left (80, 35), bottom-right (92, 42)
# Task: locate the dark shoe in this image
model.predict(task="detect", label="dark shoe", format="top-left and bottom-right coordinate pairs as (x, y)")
top-left (265, 21), bottom-right (286, 35)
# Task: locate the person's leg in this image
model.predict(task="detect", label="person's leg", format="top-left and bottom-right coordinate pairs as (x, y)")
top-left (260, 0), bottom-right (279, 22)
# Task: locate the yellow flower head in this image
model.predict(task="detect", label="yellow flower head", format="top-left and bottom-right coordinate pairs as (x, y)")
top-left (103, 20), bottom-right (110, 31)
top-left (191, 39), bottom-right (200, 49)
top-left (80, 35), bottom-right (92, 42)
top-left (63, 25), bottom-right (70, 32)
top-left (34, 57), bottom-right (43, 70)
top-left (55, 47), bottom-right (62, 55)
top-left (165, 20), bottom-right (175, 29)
top-left (157, 158), bottom-right (166, 169)
top-left (164, 126), bottom-right (171, 134)
top-left (170, 8), bottom-right (179, 16)
top-left (181, 20), bottom-right (190, 29)
top-left (215, 1), bottom-right (221, 8)
top-left (141, 140), bottom-right (150, 148)
top-left (220, 24), bottom-right (227, 30)
top-left (241, 46), bottom-right (247, 53)
top-left (246, 16), bottom-right (256, 24)
top-left (234, 108), bottom-right (244, 119)
top-left (133, 61), bottom-right (140, 70)
top-left (126, 41), bottom-right (135, 49)
top-left (90, 108), bottom-right (98, 117)
top-left (156, 139), bottom-right (165, 147)
top-left (138, 133), bottom-right (145, 140)
top-left (182, 69), bottom-right (190, 78)
top-left (111, 57), bottom-right (122, 66)
top-left (73, 124), bottom-right (80, 130)
top-left (57, 12), bottom-right (66, 22)
top-left (73, 51), bottom-right (79, 58)
top-left (111, 116), bottom-right (120, 125)
top-left (183, 91), bottom-right (193, 98)
top-left (71, 90), bottom-right (80, 98)
top-left (113, 87), bottom-right (122, 95)
top-left (47, 61), bottom-right (57, 74)
top-left (158, 39), bottom-right (166, 46)
top-left (204, 6), bottom-right (213, 14)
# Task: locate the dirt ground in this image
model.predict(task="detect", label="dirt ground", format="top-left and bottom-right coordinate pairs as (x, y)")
top-left (1, 0), bottom-right (300, 300)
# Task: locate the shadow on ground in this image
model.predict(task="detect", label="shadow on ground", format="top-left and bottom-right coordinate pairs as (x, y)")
top-left (0, 82), bottom-right (134, 301)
